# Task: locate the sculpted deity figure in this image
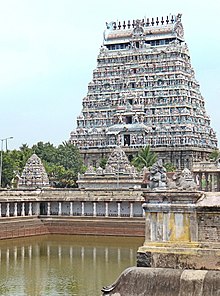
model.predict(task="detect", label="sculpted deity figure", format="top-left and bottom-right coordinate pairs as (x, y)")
top-left (133, 113), bottom-right (139, 123)
top-left (149, 159), bottom-right (167, 190)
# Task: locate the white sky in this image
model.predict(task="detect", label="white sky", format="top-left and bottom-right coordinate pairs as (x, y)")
top-left (0, 0), bottom-right (219, 149)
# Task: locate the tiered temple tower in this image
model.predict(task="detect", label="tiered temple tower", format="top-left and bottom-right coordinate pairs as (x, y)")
top-left (18, 154), bottom-right (49, 188)
top-left (70, 14), bottom-right (217, 169)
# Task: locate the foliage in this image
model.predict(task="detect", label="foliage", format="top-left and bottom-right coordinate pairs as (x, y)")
top-left (99, 157), bottom-right (108, 169)
top-left (164, 162), bottom-right (176, 172)
top-left (132, 145), bottom-right (157, 170)
top-left (1, 141), bottom-right (85, 188)
top-left (209, 149), bottom-right (220, 161)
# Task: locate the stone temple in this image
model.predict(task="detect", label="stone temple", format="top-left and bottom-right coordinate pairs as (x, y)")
top-left (70, 14), bottom-right (217, 169)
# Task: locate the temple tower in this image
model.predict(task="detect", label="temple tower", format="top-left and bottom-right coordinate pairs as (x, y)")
top-left (18, 154), bottom-right (50, 188)
top-left (70, 14), bottom-right (217, 169)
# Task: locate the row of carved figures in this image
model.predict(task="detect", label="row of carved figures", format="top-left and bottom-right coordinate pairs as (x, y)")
top-left (105, 15), bottom-right (179, 31)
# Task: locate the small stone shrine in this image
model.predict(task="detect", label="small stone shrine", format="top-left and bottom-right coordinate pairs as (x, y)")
top-left (18, 154), bottom-right (50, 189)
top-left (77, 146), bottom-right (142, 189)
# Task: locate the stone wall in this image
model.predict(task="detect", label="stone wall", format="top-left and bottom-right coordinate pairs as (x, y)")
top-left (42, 217), bottom-right (145, 237)
top-left (0, 217), bottom-right (49, 239)
top-left (0, 216), bottom-right (145, 240)
top-left (198, 211), bottom-right (220, 242)
top-left (137, 190), bottom-right (220, 270)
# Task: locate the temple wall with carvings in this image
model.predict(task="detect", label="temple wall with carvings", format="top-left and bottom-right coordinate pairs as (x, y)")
top-left (70, 14), bottom-right (217, 169)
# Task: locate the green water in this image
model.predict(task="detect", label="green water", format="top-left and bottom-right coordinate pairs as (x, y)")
top-left (0, 235), bottom-right (144, 296)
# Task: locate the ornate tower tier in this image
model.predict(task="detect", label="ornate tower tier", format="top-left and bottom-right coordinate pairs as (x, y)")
top-left (70, 14), bottom-right (217, 169)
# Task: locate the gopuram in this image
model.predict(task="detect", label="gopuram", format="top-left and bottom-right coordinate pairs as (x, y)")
top-left (70, 14), bottom-right (217, 169)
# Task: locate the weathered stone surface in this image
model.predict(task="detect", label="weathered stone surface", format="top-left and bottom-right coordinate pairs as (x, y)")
top-left (137, 244), bottom-right (220, 270)
top-left (136, 252), bottom-right (151, 267)
top-left (179, 270), bottom-right (208, 296)
top-left (102, 267), bottom-right (220, 296)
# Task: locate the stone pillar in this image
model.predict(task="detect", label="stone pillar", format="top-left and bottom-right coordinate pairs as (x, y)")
top-left (58, 202), bottom-right (62, 216)
top-left (189, 211), bottom-right (198, 242)
top-left (105, 202), bottom-right (109, 217)
top-left (205, 173), bottom-right (209, 192)
top-left (21, 203), bottom-right (25, 216)
top-left (6, 203), bottom-right (10, 217)
top-left (35, 202), bottom-right (40, 216)
top-left (217, 173), bottom-right (220, 192)
top-left (143, 207), bottom-right (145, 217)
top-left (81, 202), bottom-right (84, 216)
top-left (93, 202), bottom-right (97, 217)
top-left (28, 202), bottom-right (32, 216)
top-left (209, 174), bottom-right (213, 192)
top-left (199, 173), bottom-right (202, 191)
top-left (144, 211), bottom-right (151, 242)
top-left (163, 212), bottom-right (168, 241)
top-left (150, 213), bottom-right (157, 241)
top-left (157, 212), bottom-right (163, 241)
top-left (0, 203), bottom-right (2, 217)
top-left (117, 202), bottom-right (121, 217)
top-left (212, 174), bottom-right (216, 192)
top-left (70, 202), bottom-right (73, 216)
top-left (130, 202), bottom-right (133, 218)
top-left (47, 202), bottom-right (50, 216)
top-left (14, 202), bottom-right (18, 217)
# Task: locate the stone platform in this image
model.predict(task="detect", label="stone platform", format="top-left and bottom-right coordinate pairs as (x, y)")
top-left (102, 267), bottom-right (220, 296)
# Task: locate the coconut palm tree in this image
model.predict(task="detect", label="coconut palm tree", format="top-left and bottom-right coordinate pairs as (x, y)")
top-left (132, 145), bottom-right (157, 170)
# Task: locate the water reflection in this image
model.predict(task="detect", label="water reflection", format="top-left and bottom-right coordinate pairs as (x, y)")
top-left (0, 235), bottom-right (143, 296)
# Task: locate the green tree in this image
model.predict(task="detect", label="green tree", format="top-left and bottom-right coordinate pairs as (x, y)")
top-left (1, 148), bottom-right (32, 187)
top-left (99, 157), bottom-right (108, 169)
top-left (132, 145), bottom-right (157, 170)
top-left (32, 142), bottom-right (56, 163)
top-left (19, 144), bottom-right (33, 168)
top-left (1, 141), bottom-right (85, 188)
top-left (164, 162), bottom-right (176, 172)
top-left (38, 141), bottom-right (85, 188)
top-left (209, 149), bottom-right (220, 161)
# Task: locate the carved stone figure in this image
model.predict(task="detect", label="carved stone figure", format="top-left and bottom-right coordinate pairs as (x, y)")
top-left (96, 166), bottom-right (103, 175)
top-left (149, 159), bottom-right (167, 190)
top-left (84, 165), bottom-right (96, 175)
top-left (168, 168), bottom-right (198, 190)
